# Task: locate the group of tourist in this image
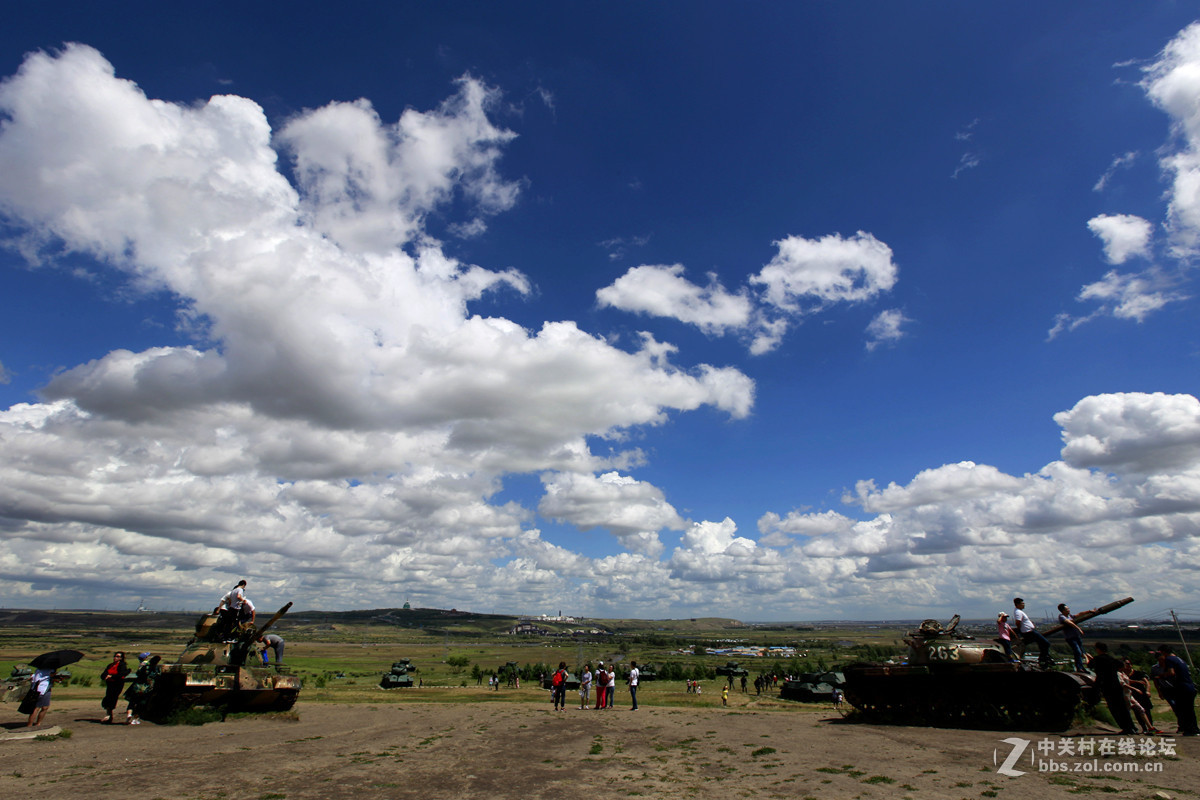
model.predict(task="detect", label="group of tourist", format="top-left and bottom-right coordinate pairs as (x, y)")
top-left (16, 580), bottom-right (287, 730)
top-left (997, 595), bottom-right (1198, 736)
top-left (576, 660), bottom-right (621, 709)
top-left (100, 650), bottom-right (161, 725)
top-left (542, 660), bottom-right (640, 710)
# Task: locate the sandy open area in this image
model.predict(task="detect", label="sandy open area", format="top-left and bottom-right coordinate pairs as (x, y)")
top-left (2, 698), bottom-right (1195, 800)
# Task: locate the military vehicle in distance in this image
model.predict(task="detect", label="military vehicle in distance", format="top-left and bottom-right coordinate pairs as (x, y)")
top-left (1, 664), bottom-right (34, 705)
top-left (715, 661), bottom-right (749, 686)
top-left (842, 597), bottom-right (1134, 731)
top-left (541, 670), bottom-right (581, 691)
top-left (780, 671), bottom-right (845, 702)
top-left (2, 663), bottom-right (74, 705)
top-left (141, 602), bottom-right (301, 720)
top-left (380, 659), bottom-right (418, 689)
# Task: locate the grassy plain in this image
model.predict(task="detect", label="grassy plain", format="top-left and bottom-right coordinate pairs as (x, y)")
top-left (1, 606), bottom-right (1184, 712)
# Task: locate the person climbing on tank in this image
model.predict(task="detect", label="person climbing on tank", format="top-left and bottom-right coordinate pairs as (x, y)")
top-left (1056, 602), bottom-right (1093, 672)
top-left (1012, 598), bottom-right (1052, 668)
top-left (238, 595), bottom-right (256, 627)
top-left (996, 612), bottom-right (1017, 661)
top-left (214, 580), bottom-right (247, 639)
top-left (1088, 642), bottom-right (1137, 735)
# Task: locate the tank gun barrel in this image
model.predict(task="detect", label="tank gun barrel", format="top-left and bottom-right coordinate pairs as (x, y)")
top-left (256, 602), bottom-right (293, 638)
top-left (230, 602), bottom-right (292, 666)
top-left (1042, 596), bottom-right (1133, 637)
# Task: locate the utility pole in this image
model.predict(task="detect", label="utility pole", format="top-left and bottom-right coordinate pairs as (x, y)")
top-left (1170, 610), bottom-right (1196, 672)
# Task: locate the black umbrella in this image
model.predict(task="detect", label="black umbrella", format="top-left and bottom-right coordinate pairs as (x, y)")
top-left (29, 649), bottom-right (84, 670)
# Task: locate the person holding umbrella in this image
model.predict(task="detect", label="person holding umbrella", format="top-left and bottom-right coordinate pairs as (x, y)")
top-left (19, 649), bottom-right (82, 728)
top-left (21, 666), bottom-right (56, 727)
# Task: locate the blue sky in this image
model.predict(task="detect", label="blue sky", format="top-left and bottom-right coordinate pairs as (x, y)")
top-left (1, 3), bottom-right (1199, 621)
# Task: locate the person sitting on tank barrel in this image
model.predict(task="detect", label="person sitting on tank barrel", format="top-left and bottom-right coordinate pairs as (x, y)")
top-left (1012, 598), bottom-right (1053, 668)
top-left (1056, 602), bottom-right (1094, 672)
top-left (996, 612), bottom-right (1017, 661)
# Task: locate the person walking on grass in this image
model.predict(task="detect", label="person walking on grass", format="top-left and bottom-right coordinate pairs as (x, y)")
top-left (551, 661), bottom-right (568, 711)
top-left (579, 663), bottom-right (592, 709)
top-left (594, 663), bottom-right (608, 710)
top-left (628, 660), bottom-right (640, 711)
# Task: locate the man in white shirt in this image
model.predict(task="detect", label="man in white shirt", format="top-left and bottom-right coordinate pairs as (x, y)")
top-left (239, 596), bottom-right (256, 625)
top-left (1013, 597), bottom-right (1052, 668)
top-left (216, 580), bottom-right (247, 638)
top-left (628, 660), bottom-right (640, 711)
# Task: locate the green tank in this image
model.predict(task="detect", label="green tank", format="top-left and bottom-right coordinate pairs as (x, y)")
top-left (380, 659), bottom-right (417, 689)
top-left (141, 602), bottom-right (301, 720)
top-left (780, 671), bottom-right (845, 702)
top-left (2, 664), bottom-right (72, 705)
top-left (541, 670), bottom-right (581, 690)
top-left (498, 661), bottom-right (521, 686)
top-left (715, 661), bottom-right (749, 682)
top-left (842, 598), bottom-right (1133, 731)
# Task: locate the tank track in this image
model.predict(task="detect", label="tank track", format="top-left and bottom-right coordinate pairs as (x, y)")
top-left (844, 663), bottom-right (1089, 731)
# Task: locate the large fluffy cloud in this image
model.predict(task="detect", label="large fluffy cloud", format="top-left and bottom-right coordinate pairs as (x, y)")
top-left (538, 471), bottom-right (685, 558)
top-left (0, 45), bottom-right (753, 612)
top-left (759, 392), bottom-right (1200, 615)
top-left (3, 44), bottom-right (1200, 621)
top-left (1144, 21), bottom-right (1200, 257)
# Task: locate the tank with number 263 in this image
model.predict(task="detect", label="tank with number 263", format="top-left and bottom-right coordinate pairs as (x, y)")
top-left (842, 597), bottom-right (1133, 731)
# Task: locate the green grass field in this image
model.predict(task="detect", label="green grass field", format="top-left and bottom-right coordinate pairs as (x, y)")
top-left (1, 607), bottom-right (1189, 726)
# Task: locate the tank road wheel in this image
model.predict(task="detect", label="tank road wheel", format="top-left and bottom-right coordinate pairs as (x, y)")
top-left (970, 698), bottom-right (1010, 729)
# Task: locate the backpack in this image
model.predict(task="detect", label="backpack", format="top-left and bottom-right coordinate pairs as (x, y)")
top-left (552, 670), bottom-right (564, 687)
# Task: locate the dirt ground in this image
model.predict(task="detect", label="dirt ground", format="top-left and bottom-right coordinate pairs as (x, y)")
top-left (2, 699), bottom-right (1196, 800)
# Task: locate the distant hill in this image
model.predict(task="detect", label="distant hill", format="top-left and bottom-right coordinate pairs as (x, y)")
top-left (0, 608), bottom-right (197, 629)
top-left (0, 606), bottom-right (746, 635)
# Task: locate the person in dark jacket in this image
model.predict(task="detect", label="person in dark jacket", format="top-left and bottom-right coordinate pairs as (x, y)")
top-left (1156, 644), bottom-right (1199, 735)
top-left (1088, 642), bottom-right (1136, 734)
top-left (100, 651), bottom-right (130, 723)
top-left (124, 654), bottom-right (161, 725)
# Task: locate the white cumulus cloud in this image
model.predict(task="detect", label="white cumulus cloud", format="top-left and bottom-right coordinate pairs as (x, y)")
top-left (0, 44), bottom-right (753, 613)
top-left (597, 232), bottom-right (901, 355)
top-left (1086, 214), bottom-right (1153, 264)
